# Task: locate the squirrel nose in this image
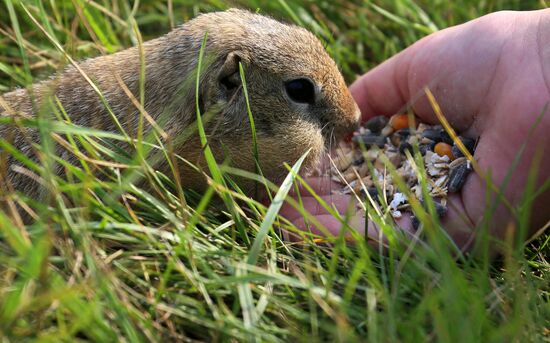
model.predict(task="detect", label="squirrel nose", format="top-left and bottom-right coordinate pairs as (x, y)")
top-left (343, 101), bottom-right (361, 129)
top-left (344, 105), bottom-right (361, 142)
top-left (355, 104), bottom-right (361, 121)
top-left (353, 103), bottom-right (361, 122)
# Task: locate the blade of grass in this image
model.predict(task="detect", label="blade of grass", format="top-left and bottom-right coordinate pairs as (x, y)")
top-left (247, 149), bottom-right (309, 265)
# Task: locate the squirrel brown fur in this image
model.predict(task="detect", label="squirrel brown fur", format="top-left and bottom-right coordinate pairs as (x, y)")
top-left (0, 9), bottom-right (360, 201)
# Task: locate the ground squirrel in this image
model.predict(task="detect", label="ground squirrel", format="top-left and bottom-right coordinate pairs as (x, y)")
top-left (0, 9), bottom-right (360, 201)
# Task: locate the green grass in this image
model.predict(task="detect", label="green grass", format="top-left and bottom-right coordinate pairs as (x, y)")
top-left (0, 0), bottom-right (549, 342)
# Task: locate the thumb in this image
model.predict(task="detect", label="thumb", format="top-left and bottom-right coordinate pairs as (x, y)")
top-left (349, 48), bottom-right (412, 122)
top-left (349, 14), bottom-right (508, 134)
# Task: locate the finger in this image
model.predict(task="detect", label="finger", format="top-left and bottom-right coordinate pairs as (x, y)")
top-left (256, 176), bottom-right (339, 204)
top-left (279, 193), bottom-right (357, 222)
top-left (289, 210), bottom-right (417, 247)
top-left (291, 212), bottom-right (371, 237)
top-left (349, 17), bottom-right (507, 133)
top-left (349, 49), bottom-right (412, 121)
top-left (442, 193), bottom-right (478, 251)
top-left (348, 27), bottom-right (466, 123)
top-left (279, 187), bottom-right (419, 243)
top-left (287, 176), bottom-right (341, 197)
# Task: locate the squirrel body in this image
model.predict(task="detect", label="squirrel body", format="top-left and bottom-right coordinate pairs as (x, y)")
top-left (0, 9), bottom-right (360, 198)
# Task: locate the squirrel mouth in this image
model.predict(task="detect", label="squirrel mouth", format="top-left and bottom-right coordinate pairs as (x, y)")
top-left (321, 121), bottom-right (358, 149)
top-left (321, 126), bottom-right (345, 151)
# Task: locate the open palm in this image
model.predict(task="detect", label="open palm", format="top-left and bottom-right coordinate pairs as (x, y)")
top-left (280, 10), bottom-right (550, 250)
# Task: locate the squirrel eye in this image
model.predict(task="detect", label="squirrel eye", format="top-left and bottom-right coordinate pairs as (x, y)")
top-left (284, 78), bottom-right (316, 104)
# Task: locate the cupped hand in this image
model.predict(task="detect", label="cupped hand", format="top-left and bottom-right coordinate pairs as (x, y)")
top-left (279, 10), bottom-right (550, 250)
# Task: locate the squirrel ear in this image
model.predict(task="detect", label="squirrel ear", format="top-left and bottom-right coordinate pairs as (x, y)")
top-left (218, 52), bottom-right (242, 94)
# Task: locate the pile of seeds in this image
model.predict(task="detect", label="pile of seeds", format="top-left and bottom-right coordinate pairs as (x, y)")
top-left (332, 113), bottom-right (477, 226)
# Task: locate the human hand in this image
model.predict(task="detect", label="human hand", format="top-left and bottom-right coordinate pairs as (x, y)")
top-left (279, 10), bottom-right (550, 250)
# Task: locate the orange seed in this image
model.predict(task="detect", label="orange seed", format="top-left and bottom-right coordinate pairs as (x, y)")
top-left (434, 142), bottom-right (454, 160)
top-left (389, 113), bottom-right (416, 130)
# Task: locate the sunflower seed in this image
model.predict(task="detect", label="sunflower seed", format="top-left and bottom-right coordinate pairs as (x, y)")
top-left (439, 129), bottom-right (453, 145)
top-left (365, 115), bottom-right (389, 133)
top-left (352, 133), bottom-right (386, 148)
top-left (448, 158), bottom-right (472, 193)
top-left (419, 142), bottom-right (435, 155)
top-left (451, 136), bottom-right (476, 158)
top-left (411, 216), bottom-right (420, 230)
top-left (422, 129), bottom-right (442, 142)
top-left (399, 141), bottom-right (414, 154)
top-left (334, 150), bottom-right (354, 171)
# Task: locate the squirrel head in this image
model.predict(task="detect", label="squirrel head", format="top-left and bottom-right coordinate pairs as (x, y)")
top-left (167, 9), bottom-right (360, 188)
